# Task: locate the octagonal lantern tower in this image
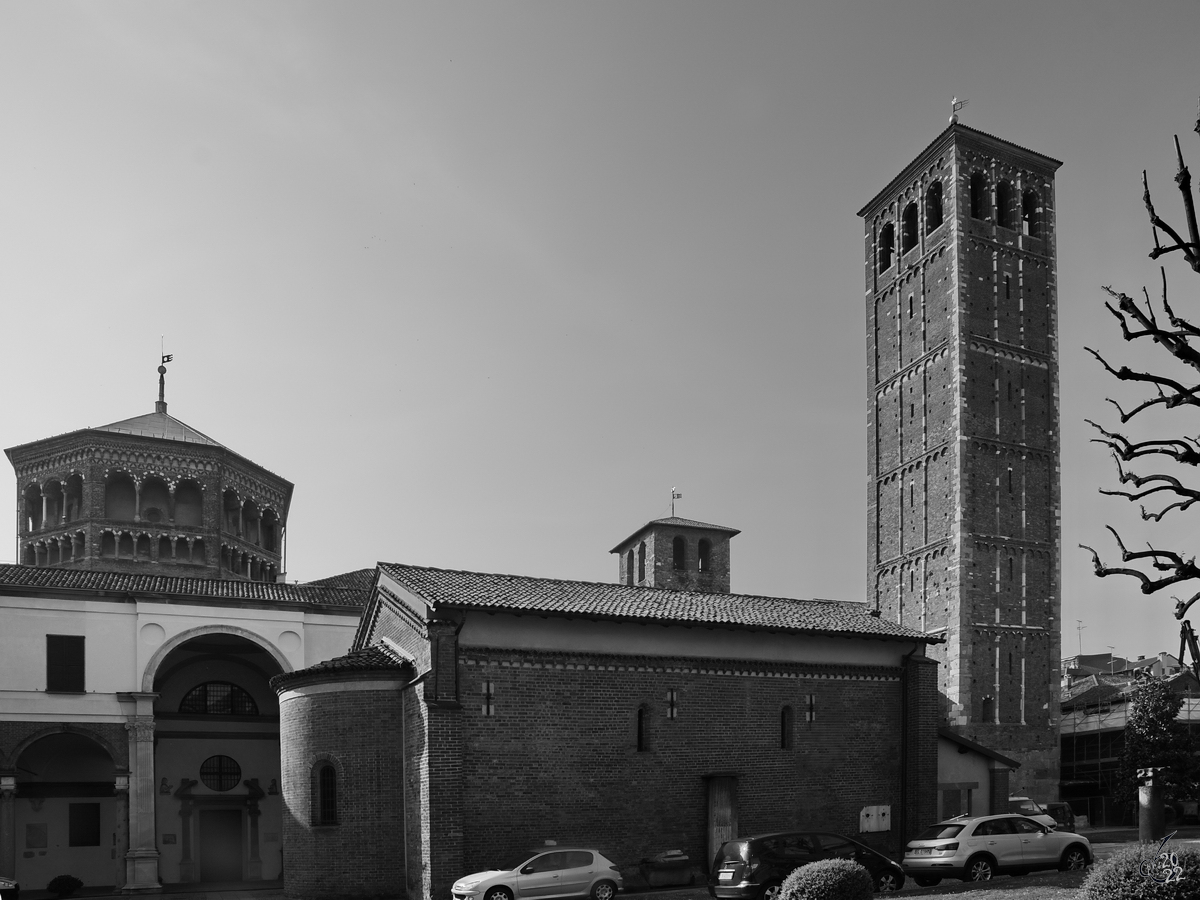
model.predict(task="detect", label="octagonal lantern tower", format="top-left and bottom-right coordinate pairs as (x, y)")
top-left (5, 367), bottom-right (292, 581)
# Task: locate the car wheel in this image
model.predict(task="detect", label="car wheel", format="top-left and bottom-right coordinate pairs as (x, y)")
top-left (590, 881), bottom-right (617, 900)
top-left (760, 882), bottom-right (782, 900)
top-left (913, 875), bottom-right (940, 887)
top-left (874, 870), bottom-right (903, 892)
top-left (484, 888), bottom-right (513, 900)
top-left (966, 856), bottom-right (995, 881)
top-left (1060, 845), bottom-right (1090, 871)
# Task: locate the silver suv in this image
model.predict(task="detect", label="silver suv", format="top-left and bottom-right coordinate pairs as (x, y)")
top-left (902, 814), bottom-right (1090, 885)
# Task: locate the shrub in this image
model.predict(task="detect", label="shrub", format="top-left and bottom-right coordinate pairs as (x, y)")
top-left (1081, 842), bottom-right (1200, 900)
top-left (778, 858), bottom-right (873, 900)
top-left (47, 875), bottom-right (83, 897)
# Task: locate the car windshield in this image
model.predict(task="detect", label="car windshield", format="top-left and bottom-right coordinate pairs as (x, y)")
top-left (1012, 799), bottom-right (1041, 814)
top-left (914, 824), bottom-right (964, 841)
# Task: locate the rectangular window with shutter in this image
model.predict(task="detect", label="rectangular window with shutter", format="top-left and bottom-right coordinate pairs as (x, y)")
top-left (47, 635), bottom-right (85, 692)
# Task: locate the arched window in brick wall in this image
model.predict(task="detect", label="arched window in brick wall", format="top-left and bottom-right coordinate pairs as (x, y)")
top-left (637, 542), bottom-right (646, 583)
top-left (625, 549), bottom-right (634, 585)
top-left (1022, 189), bottom-right (1041, 237)
top-left (969, 171), bottom-right (988, 220)
top-left (925, 181), bottom-right (943, 233)
top-left (672, 536), bottom-right (686, 570)
top-left (996, 181), bottom-right (1013, 229)
top-left (312, 762), bottom-right (338, 826)
top-left (698, 539), bottom-right (711, 572)
top-left (780, 706), bottom-right (795, 750)
top-left (636, 707), bottom-right (648, 752)
top-left (981, 696), bottom-right (996, 723)
top-left (901, 202), bottom-right (918, 255)
top-left (878, 223), bottom-right (895, 273)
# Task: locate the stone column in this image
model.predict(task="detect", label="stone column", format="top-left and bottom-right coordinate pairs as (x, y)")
top-left (41, 494), bottom-right (48, 529)
top-left (113, 775), bottom-right (130, 889)
top-left (124, 698), bottom-right (160, 891)
top-left (133, 482), bottom-right (142, 522)
top-left (0, 775), bottom-right (15, 880)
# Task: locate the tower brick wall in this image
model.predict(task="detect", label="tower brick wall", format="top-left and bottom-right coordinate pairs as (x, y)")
top-left (862, 124), bottom-right (1062, 803)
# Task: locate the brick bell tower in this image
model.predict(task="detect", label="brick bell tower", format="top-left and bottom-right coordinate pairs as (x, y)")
top-left (859, 119), bottom-right (1062, 801)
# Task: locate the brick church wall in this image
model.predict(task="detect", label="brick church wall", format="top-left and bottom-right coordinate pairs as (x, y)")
top-left (453, 648), bottom-right (921, 876)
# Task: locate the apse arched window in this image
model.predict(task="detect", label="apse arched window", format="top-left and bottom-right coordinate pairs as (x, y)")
top-left (698, 539), bottom-right (712, 573)
top-left (625, 549), bottom-right (634, 585)
top-left (637, 542), bottom-right (646, 583)
top-left (180, 682), bottom-right (259, 716)
top-left (313, 762), bottom-right (338, 826)
top-left (925, 182), bottom-right (943, 233)
top-left (995, 181), bottom-right (1013, 229)
top-left (878, 223), bottom-right (895, 273)
top-left (672, 536), bottom-right (686, 571)
top-left (780, 706), bottom-right (795, 750)
top-left (901, 202), bottom-right (918, 254)
top-left (1022, 189), bottom-right (1041, 237)
top-left (969, 172), bottom-right (987, 220)
top-left (636, 707), bottom-right (648, 752)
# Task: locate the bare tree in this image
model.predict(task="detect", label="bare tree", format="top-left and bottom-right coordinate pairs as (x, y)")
top-left (1080, 102), bottom-right (1200, 676)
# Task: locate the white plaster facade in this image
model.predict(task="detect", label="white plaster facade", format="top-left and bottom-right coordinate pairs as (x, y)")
top-left (0, 574), bottom-right (361, 891)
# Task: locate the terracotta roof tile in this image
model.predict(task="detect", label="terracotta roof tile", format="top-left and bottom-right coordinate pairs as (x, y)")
top-left (307, 568), bottom-right (377, 592)
top-left (379, 563), bottom-right (936, 643)
top-left (270, 641), bottom-right (411, 690)
top-left (0, 563), bottom-right (365, 608)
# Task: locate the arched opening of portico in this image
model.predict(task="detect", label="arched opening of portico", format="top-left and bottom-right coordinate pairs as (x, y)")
top-left (12, 732), bottom-right (123, 890)
top-left (149, 632), bottom-right (285, 885)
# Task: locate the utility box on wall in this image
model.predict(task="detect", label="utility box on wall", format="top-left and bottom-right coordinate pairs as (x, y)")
top-left (859, 805), bottom-right (891, 833)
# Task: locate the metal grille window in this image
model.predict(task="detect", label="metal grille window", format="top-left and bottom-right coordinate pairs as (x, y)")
top-left (482, 680), bottom-right (496, 716)
top-left (180, 682), bottom-right (259, 716)
top-left (199, 755), bottom-right (241, 792)
top-left (46, 635), bottom-right (85, 692)
top-left (315, 763), bottom-right (338, 826)
top-left (666, 690), bottom-right (678, 719)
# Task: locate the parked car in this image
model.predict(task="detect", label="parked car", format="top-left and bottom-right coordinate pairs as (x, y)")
top-left (1045, 801), bottom-right (1076, 832)
top-left (902, 814), bottom-right (1091, 885)
top-left (0, 875), bottom-right (16, 900)
top-left (1007, 796), bottom-right (1057, 829)
top-left (451, 848), bottom-right (622, 900)
top-left (708, 831), bottom-right (905, 895)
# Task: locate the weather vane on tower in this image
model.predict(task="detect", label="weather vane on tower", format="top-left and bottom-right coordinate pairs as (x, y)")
top-left (950, 97), bottom-right (969, 125)
top-left (157, 337), bottom-right (173, 414)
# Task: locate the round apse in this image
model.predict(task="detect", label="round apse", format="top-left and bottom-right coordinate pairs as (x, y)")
top-left (199, 755), bottom-right (242, 791)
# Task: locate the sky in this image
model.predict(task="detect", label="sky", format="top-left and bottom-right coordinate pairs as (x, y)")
top-left (2, 1), bottom-right (1199, 664)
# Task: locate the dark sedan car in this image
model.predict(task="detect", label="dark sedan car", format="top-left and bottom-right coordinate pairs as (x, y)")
top-left (709, 831), bottom-right (904, 895)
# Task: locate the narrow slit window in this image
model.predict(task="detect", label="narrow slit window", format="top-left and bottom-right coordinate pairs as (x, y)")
top-left (636, 708), bottom-right (647, 751)
top-left (313, 763), bottom-right (338, 826)
top-left (666, 689), bottom-right (678, 719)
top-left (780, 706), bottom-right (795, 750)
top-left (482, 680), bottom-right (496, 716)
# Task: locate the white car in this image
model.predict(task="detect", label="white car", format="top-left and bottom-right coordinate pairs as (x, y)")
top-left (452, 848), bottom-right (622, 900)
top-left (902, 814), bottom-right (1091, 885)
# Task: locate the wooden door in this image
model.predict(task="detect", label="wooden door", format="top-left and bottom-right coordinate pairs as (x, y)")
top-left (707, 777), bottom-right (738, 872)
top-left (199, 809), bottom-right (243, 882)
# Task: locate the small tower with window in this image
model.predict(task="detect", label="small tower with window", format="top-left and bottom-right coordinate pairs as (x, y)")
top-left (610, 516), bottom-right (739, 592)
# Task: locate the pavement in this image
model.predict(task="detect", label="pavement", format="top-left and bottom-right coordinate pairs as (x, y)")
top-left (20, 829), bottom-right (1200, 900)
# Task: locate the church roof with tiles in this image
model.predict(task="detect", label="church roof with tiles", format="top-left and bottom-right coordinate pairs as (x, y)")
top-left (0, 563), bottom-right (367, 609)
top-left (377, 563), bottom-right (937, 643)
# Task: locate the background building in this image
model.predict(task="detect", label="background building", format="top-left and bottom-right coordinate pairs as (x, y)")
top-left (861, 123), bottom-right (1063, 803)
